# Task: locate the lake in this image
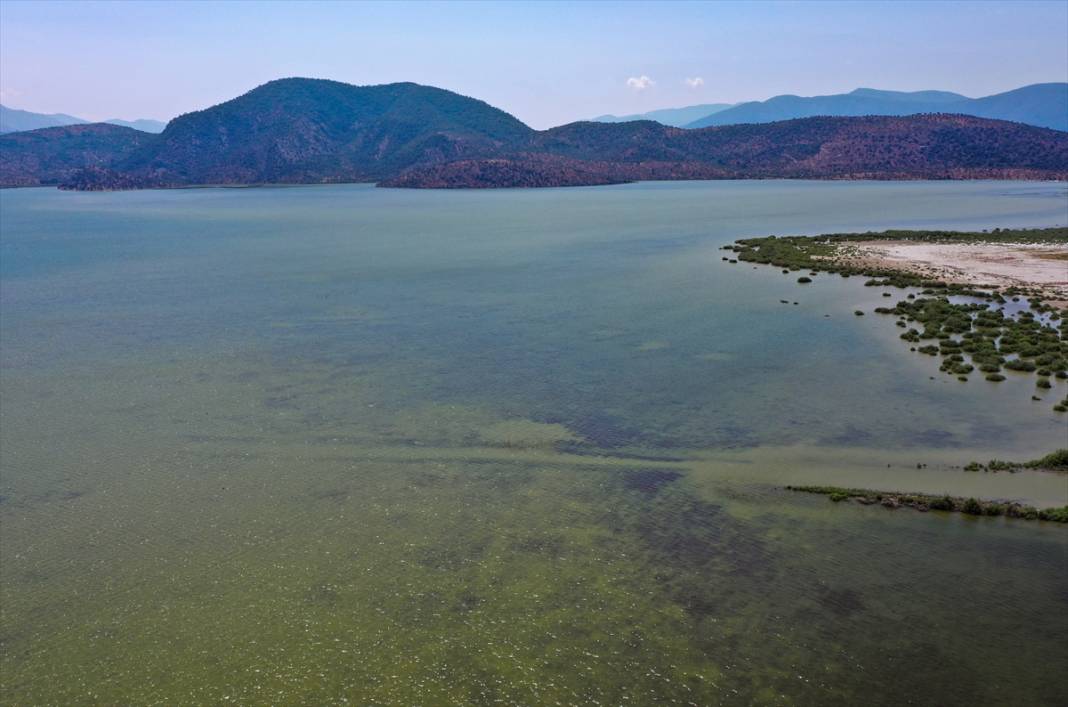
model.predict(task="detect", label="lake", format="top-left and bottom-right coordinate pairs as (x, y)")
top-left (1, 180), bottom-right (1066, 705)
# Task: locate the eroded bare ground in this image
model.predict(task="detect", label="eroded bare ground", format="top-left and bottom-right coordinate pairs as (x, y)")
top-left (835, 241), bottom-right (1068, 304)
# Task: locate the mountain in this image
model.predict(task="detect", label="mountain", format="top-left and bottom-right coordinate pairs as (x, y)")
top-left (2, 79), bottom-right (1066, 190)
top-left (592, 103), bottom-right (733, 127)
top-left (0, 104), bottom-right (166, 134)
top-left (0, 124), bottom-right (155, 187)
top-left (104, 118), bottom-right (167, 133)
top-left (0, 105), bottom-right (86, 133)
top-left (685, 84), bottom-right (1068, 131)
top-left (953, 84), bottom-right (1068, 133)
top-left (383, 114), bottom-right (1068, 187)
top-left (95, 78), bottom-right (532, 187)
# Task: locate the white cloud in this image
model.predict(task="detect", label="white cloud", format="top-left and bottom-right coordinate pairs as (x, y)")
top-left (685, 77), bottom-right (704, 88)
top-left (626, 75), bottom-right (654, 91)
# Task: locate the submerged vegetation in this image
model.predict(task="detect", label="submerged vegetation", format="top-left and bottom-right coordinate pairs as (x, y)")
top-left (788, 485), bottom-right (1068, 523)
top-left (726, 227), bottom-right (1068, 412)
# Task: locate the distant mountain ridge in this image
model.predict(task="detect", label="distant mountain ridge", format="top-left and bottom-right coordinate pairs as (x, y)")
top-left (385, 114), bottom-right (1068, 187)
top-left (1, 78), bottom-right (1066, 190)
top-left (591, 104), bottom-right (734, 127)
top-left (0, 124), bottom-right (155, 187)
top-left (104, 118), bottom-right (168, 133)
top-left (0, 104), bottom-right (167, 134)
top-left (686, 84), bottom-right (1068, 131)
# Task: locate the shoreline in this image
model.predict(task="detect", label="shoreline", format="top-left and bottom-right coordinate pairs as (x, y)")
top-left (3, 175), bottom-right (1067, 192)
top-left (788, 484), bottom-right (1068, 522)
top-left (836, 239), bottom-right (1068, 305)
top-left (726, 227), bottom-right (1068, 413)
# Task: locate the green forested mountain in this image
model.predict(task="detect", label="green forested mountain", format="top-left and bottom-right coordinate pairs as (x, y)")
top-left (2, 79), bottom-right (1066, 189)
top-left (111, 78), bottom-right (533, 185)
top-left (384, 114), bottom-right (1068, 187)
top-left (0, 124), bottom-right (154, 187)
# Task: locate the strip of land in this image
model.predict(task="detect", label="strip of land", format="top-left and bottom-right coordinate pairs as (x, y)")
top-left (788, 484), bottom-right (1068, 522)
top-left (726, 227), bottom-right (1068, 413)
top-left (837, 241), bottom-right (1068, 304)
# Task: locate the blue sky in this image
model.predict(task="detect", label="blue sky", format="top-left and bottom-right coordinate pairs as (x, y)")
top-left (1, 0), bottom-right (1066, 128)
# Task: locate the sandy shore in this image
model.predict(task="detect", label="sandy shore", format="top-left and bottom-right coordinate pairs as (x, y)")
top-left (838, 241), bottom-right (1068, 303)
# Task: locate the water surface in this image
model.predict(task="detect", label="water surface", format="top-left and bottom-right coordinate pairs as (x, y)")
top-left (2, 181), bottom-right (1066, 705)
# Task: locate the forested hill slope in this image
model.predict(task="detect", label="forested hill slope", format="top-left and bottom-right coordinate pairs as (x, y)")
top-left (3, 79), bottom-right (1067, 189)
top-left (0, 124), bottom-right (154, 187)
top-left (107, 78), bottom-right (534, 186)
top-left (383, 114), bottom-right (1068, 187)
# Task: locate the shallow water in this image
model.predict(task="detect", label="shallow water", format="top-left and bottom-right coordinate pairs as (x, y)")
top-left (2, 181), bottom-right (1066, 705)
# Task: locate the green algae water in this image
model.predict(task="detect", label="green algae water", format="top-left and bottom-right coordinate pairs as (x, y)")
top-left (1, 181), bottom-right (1066, 705)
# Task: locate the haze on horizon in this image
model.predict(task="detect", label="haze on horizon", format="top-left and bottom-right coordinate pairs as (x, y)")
top-left (1, 0), bottom-right (1066, 130)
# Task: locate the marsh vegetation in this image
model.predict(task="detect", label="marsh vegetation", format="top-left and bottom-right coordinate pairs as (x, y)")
top-left (788, 485), bottom-right (1068, 522)
top-left (729, 228), bottom-right (1068, 413)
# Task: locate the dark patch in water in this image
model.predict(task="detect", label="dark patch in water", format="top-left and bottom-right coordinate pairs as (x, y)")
top-left (510, 532), bottom-right (567, 556)
top-left (182, 434), bottom-right (263, 443)
top-left (907, 429), bottom-right (958, 447)
top-left (263, 395), bottom-right (299, 410)
top-left (817, 585), bottom-right (866, 618)
top-left (88, 625), bottom-right (121, 641)
top-left (309, 487), bottom-right (348, 502)
top-left (564, 413), bottom-right (644, 449)
top-left (408, 470), bottom-right (447, 488)
top-left (616, 487), bottom-right (775, 621)
top-left (455, 593), bottom-right (484, 613)
top-left (622, 469), bottom-right (683, 494)
top-left (555, 443), bottom-right (688, 463)
top-left (676, 591), bottom-right (720, 617)
top-left (416, 538), bottom-right (489, 571)
top-left (821, 424), bottom-right (875, 446)
top-left (702, 422), bottom-right (762, 449)
top-left (304, 583), bottom-right (340, 606)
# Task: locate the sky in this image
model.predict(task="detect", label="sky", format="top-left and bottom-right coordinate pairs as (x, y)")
top-left (1, 0), bottom-right (1066, 129)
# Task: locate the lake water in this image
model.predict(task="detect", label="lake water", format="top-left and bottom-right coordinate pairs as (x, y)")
top-left (1, 181), bottom-right (1066, 705)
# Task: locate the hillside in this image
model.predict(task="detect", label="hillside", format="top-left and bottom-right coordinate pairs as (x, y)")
top-left (954, 84), bottom-right (1068, 133)
top-left (591, 103), bottom-right (733, 127)
top-left (685, 84), bottom-right (1068, 131)
top-left (2, 79), bottom-right (1066, 190)
top-left (102, 118), bottom-right (167, 133)
top-left (0, 104), bottom-right (166, 134)
top-left (1, 105), bottom-right (87, 133)
top-left (100, 78), bottom-right (533, 187)
top-left (384, 114), bottom-right (1068, 187)
top-left (0, 124), bottom-right (155, 187)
